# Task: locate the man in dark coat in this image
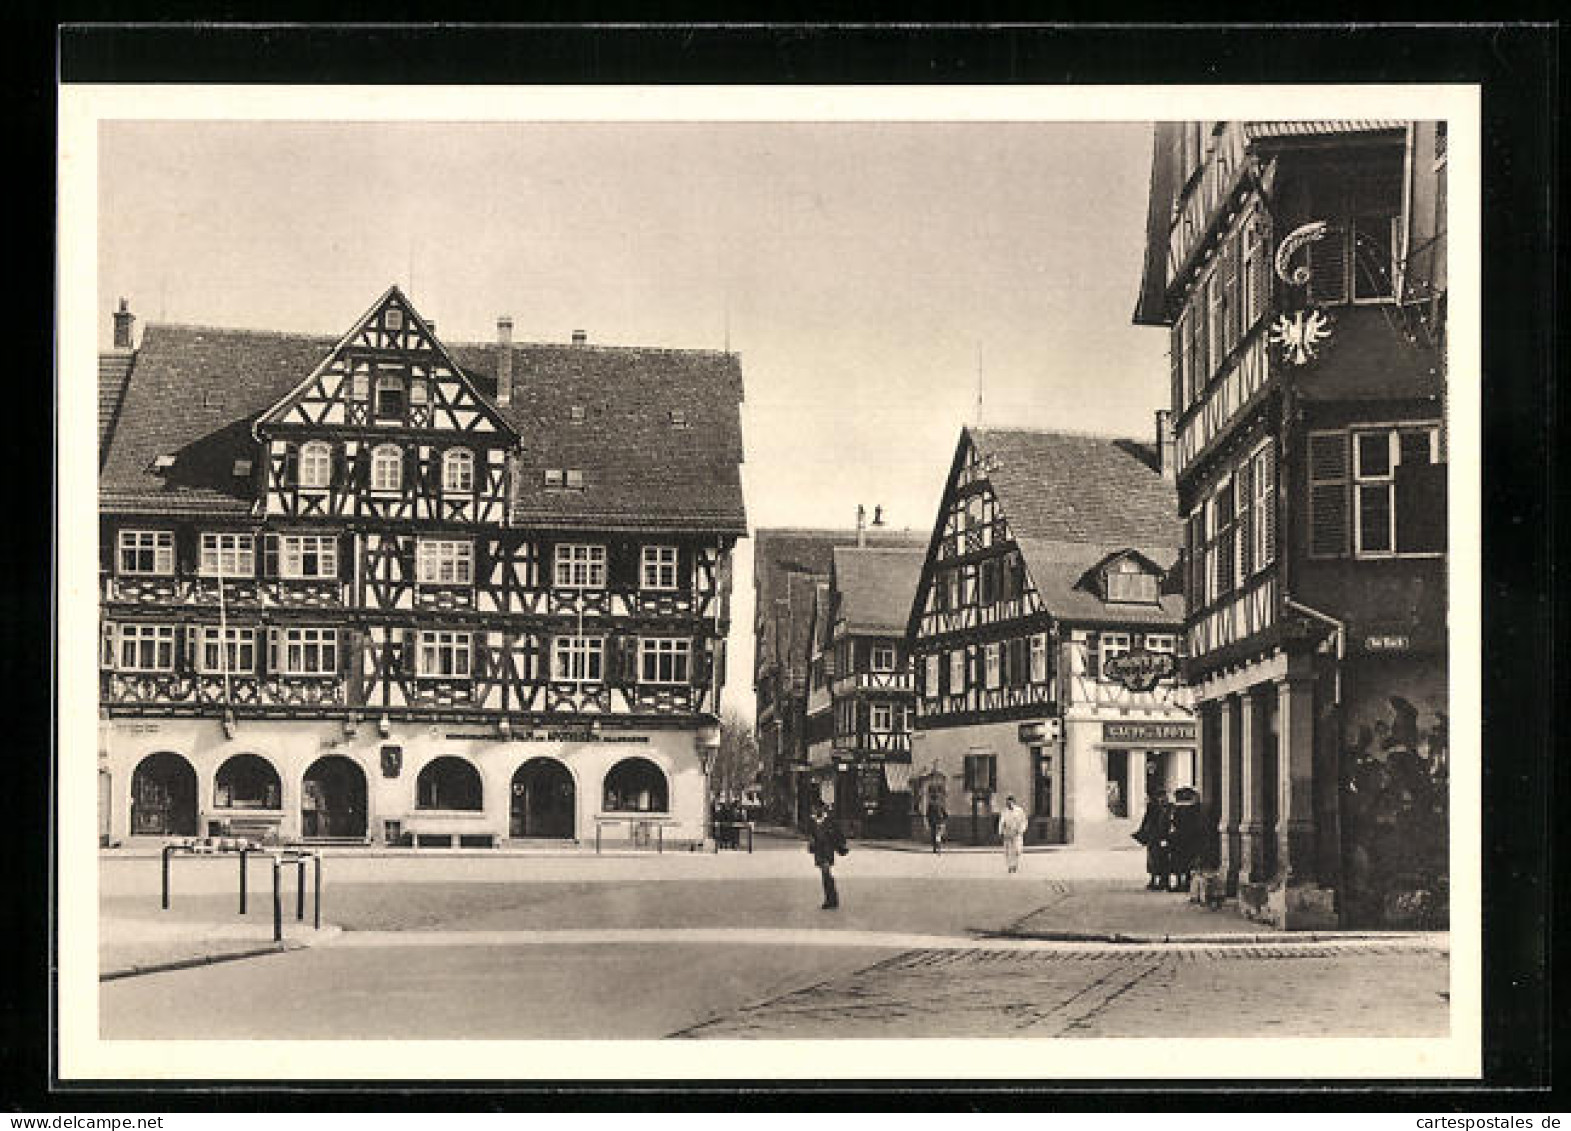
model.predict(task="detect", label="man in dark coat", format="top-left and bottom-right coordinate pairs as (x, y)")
top-left (925, 790), bottom-right (948, 854)
top-left (807, 801), bottom-right (849, 909)
top-left (1167, 786), bottom-right (1208, 893)
top-left (1133, 789), bottom-right (1172, 890)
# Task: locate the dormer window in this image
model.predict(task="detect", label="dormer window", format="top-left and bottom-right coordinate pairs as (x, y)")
top-left (232, 458), bottom-right (253, 479)
top-left (375, 370), bottom-right (405, 419)
top-left (1104, 557), bottom-right (1159, 604)
top-left (570, 405), bottom-right (586, 423)
top-left (543, 469), bottom-right (564, 487)
top-left (564, 469), bottom-right (584, 490)
top-left (150, 454), bottom-right (176, 474)
top-left (668, 409), bottom-right (688, 428)
top-left (298, 441), bottom-right (332, 490)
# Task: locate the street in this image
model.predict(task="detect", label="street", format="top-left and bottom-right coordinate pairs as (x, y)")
top-left (97, 839), bottom-right (1449, 1040)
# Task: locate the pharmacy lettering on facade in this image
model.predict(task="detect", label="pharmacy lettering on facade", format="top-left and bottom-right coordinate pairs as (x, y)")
top-left (1102, 721), bottom-right (1196, 744)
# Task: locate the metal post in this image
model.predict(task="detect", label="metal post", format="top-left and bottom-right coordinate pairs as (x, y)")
top-left (296, 858), bottom-right (306, 920)
top-left (595, 821), bottom-right (602, 855)
top-left (271, 855), bottom-right (282, 943)
top-left (658, 823), bottom-right (664, 854)
top-left (313, 853), bottom-right (321, 930)
top-left (161, 845), bottom-right (171, 910)
top-left (239, 846), bottom-right (248, 914)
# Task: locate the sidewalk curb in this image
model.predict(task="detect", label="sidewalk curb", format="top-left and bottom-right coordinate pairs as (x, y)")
top-left (980, 928), bottom-right (1448, 947)
top-left (100, 941), bottom-right (300, 982)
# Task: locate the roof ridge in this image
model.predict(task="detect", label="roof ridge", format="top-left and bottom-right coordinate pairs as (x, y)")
top-left (141, 321), bottom-right (339, 343)
top-left (972, 424), bottom-right (1146, 444)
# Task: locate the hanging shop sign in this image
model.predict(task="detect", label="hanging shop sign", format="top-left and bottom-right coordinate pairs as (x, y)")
top-left (1102, 721), bottom-right (1196, 744)
top-left (1018, 719), bottom-right (1062, 744)
top-left (1102, 648), bottom-right (1177, 692)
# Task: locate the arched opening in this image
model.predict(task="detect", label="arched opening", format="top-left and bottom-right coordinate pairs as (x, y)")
top-left (301, 755), bottom-right (367, 839)
top-left (416, 756), bottom-right (483, 811)
top-left (510, 758), bottom-right (575, 839)
top-left (130, 752), bottom-right (198, 836)
top-left (214, 753), bottom-right (282, 810)
top-left (602, 757), bottom-right (669, 814)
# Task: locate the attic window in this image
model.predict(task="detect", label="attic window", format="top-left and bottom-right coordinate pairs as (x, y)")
top-left (543, 469), bottom-right (564, 487)
top-left (385, 309), bottom-right (404, 331)
top-left (564, 469), bottom-right (585, 490)
top-left (232, 459), bottom-right (253, 478)
top-left (570, 405), bottom-right (586, 423)
top-left (668, 409), bottom-right (688, 428)
top-left (1104, 559), bottom-right (1159, 605)
top-left (150, 454), bottom-right (176, 474)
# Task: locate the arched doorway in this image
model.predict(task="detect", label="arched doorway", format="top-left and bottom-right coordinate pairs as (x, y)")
top-left (416, 756), bottom-right (483, 811)
top-left (602, 757), bottom-right (669, 814)
top-left (130, 752), bottom-right (197, 836)
top-left (301, 755), bottom-right (367, 839)
top-left (511, 758), bottom-right (575, 839)
top-left (215, 753), bottom-right (282, 810)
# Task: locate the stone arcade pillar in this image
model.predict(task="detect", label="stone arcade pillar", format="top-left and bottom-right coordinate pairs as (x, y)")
top-left (1216, 695), bottom-right (1242, 894)
top-left (1267, 672), bottom-right (1339, 929)
top-left (1237, 688), bottom-right (1268, 886)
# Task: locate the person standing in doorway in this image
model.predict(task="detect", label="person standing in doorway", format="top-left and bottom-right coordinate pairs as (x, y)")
top-left (997, 794), bottom-right (1029, 874)
top-left (925, 789), bottom-right (948, 854)
top-left (807, 801), bottom-right (849, 909)
top-left (1133, 788), bottom-right (1173, 890)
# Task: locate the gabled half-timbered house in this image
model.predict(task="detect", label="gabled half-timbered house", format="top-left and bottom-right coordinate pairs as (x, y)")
top-left (99, 286), bottom-right (745, 849)
top-left (905, 427), bottom-right (1191, 846)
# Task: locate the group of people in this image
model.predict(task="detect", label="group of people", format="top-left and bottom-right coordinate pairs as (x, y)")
top-left (1133, 785), bottom-right (1208, 892)
top-left (921, 792), bottom-right (1030, 869)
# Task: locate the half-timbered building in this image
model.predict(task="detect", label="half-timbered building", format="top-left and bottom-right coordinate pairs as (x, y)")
top-left (752, 526), bottom-right (925, 826)
top-left (802, 546), bottom-right (924, 837)
top-left (1133, 121), bottom-right (1448, 927)
top-left (98, 286), bottom-right (745, 849)
top-left (905, 427), bottom-right (1191, 847)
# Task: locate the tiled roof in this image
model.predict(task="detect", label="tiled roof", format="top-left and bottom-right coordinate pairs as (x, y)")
top-left (450, 342), bottom-right (745, 532)
top-left (1244, 120), bottom-right (1404, 141)
top-left (966, 428), bottom-right (1184, 625)
top-left (832, 546), bottom-right (926, 635)
top-left (98, 350), bottom-right (135, 465)
top-left (98, 320), bottom-right (747, 531)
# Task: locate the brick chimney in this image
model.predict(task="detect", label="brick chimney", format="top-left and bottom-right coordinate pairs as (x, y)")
top-left (571, 329), bottom-right (587, 346)
top-left (112, 298), bottom-right (135, 350)
top-left (1155, 409), bottom-right (1176, 479)
top-left (496, 316), bottom-right (514, 406)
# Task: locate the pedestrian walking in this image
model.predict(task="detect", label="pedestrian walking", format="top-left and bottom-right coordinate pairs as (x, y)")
top-left (1133, 788), bottom-right (1172, 890)
top-left (1167, 786), bottom-right (1207, 893)
top-left (997, 795), bottom-right (1029, 874)
top-left (807, 801), bottom-right (849, 910)
top-left (925, 792), bottom-right (948, 854)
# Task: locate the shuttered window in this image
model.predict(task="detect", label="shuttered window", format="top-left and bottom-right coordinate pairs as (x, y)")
top-left (1308, 431), bottom-right (1352, 558)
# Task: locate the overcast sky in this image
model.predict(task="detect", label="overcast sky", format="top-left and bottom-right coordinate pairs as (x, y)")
top-left (98, 120), bottom-right (1166, 720)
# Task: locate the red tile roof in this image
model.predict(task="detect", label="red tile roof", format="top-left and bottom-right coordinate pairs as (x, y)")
top-left (98, 320), bottom-right (747, 531)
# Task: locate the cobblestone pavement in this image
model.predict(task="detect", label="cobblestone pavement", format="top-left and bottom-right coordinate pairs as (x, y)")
top-left (673, 945), bottom-right (1449, 1039)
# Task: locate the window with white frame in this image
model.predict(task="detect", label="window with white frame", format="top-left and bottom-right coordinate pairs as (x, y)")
top-left (554, 543), bottom-right (607, 589)
top-left (117, 624), bottom-right (175, 671)
top-left (371, 445), bottom-right (403, 492)
top-left (870, 703), bottom-right (893, 733)
top-left (1105, 559), bottom-right (1159, 604)
top-left (1098, 632), bottom-right (1131, 678)
top-left (1354, 426), bottom-right (1442, 556)
top-left (949, 649), bottom-right (967, 694)
top-left (1144, 633), bottom-right (1177, 657)
top-left (552, 635), bottom-right (605, 683)
top-left (641, 545), bottom-right (678, 590)
top-left (984, 642), bottom-right (1002, 690)
top-left (1030, 633), bottom-right (1049, 683)
top-left (416, 539), bottom-right (474, 585)
top-left (350, 368), bottom-right (369, 401)
top-left (901, 704), bottom-right (916, 733)
top-left (199, 532), bottom-right (255, 577)
top-left (441, 449), bottom-right (474, 494)
top-left (278, 534), bottom-right (338, 580)
top-left (198, 625), bottom-right (256, 673)
top-left (418, 630), bottom-right (472, 678)
top-left (409, 376), bottom-right (428, 406)
top-left (639, 637), bottom-right (691, 684)
top-left (870, 644), bottom-right (896, 672)
top-left (299, 442), bottom-right (333, 489)
top-left (118, 530), bottom-right (174, 576)
top-left (385, 308), bottom-right (403, 332)
top-left (278, 627), bottom-right (338, 676)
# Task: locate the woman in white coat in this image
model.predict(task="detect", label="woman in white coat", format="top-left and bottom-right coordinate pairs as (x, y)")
top-left (997, 795), bottom-right (1029, 874)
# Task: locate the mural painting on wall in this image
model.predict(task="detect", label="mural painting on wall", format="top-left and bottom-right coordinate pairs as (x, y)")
top-left (1340, 694), bottom-right (1449, 929)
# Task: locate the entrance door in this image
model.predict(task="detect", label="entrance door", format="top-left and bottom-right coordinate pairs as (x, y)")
top-left (510, 758), bottom-right (575, 839)
top-left (130, 752), bottom-right (197, 836)
top-left (301, 756), bottom-right (367, 839)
